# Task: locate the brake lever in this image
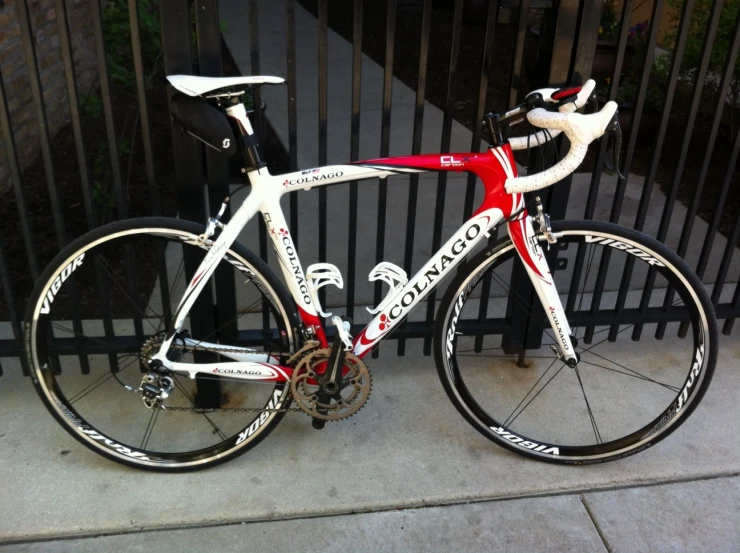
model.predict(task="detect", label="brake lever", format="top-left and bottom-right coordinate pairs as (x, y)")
top-left (602, 111), bottom-right (625, 181)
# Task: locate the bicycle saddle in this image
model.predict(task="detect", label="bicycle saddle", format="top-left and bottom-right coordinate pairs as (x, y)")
top-left (166, 75), bottom-right (285, 97)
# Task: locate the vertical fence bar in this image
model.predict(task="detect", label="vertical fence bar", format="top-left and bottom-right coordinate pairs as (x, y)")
top-left (463, 0), bottom-right (499, 354)
top-left (0, 71), bottom-right (39, 280)
top-left (318, 0), bottom-right (329, 311)
top-left (129, 0), bottom-right (174, 339)
top-left (15, 0), bottom-right (89, 373)
top-left (581, 0), bottom-right (633, 222)
top-left (462, 0), bottom-right (498, 222)
top-left (631, 0), bottom-right (724, 340)
top-left (668, 12), bottom-right (740, 337)
top-left (90, 0), bottom-right (155, 336)
top-left (285, 0), bottom-right (299, 244)
top-left (724, 282), bottom-right (740, 335)
top-left (128, 0), bottom-right (161, 215)
top-left (197, 0), bottom-right (238, 348)
top-left (54, 0), bottom-right (96, 230)
top-left (372, 0), bottom-right (397, 357)
top-left (696, 128), bottom-right (740, 286)
top-left (503, 0), bottom-right (579, 357)
top-left (160, 0), bottom-right (219, 407)
top-left (625, 0), bottom-right (693, 238)
top-left (570, 0), bottom-right (602, 82)
top-left (580, 0), bottom-right (691, 341)
top-left (422, 0), bottom-right (463, 356)
top-left (248, 0), bottom-right (270, 329)
top-left (0, 42), bottom-right (37, 376)
top-left (346, 0), bottom-right (363, 321)
top-left (15, 0), bottom-right (66, 246)
top-left (397, 0), bottom-right (431, 356)
top-left (57, 0), bottom-right (132, 370)
top-left (508, 0), bottom-right (530, 107)
top-left (569, 0), bottom-right (631, 337)
top-left (0, 239), bottom-right (24, 375)
top-left (709, 141), bottom-right (740, 308)
top-left (91, 0), bottom-right (126, 218)
top-left (248, 0), bottom-right (264, 156)
top-left (590, 0), bottom-right (663, 342)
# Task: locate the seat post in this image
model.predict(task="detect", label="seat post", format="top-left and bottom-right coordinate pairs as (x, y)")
top-left (224, 100), bottom-right (265, 171)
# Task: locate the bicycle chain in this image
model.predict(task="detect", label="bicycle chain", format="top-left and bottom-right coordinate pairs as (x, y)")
top-left (142, 337), bottom-right (317, 414)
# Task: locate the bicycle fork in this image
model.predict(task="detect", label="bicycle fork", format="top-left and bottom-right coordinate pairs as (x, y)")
top-left (507, 211), bottom-right (578, 366)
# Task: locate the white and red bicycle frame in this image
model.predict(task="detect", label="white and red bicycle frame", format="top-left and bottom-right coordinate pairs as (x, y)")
top-left (151, 104), bottom-right (577, 381)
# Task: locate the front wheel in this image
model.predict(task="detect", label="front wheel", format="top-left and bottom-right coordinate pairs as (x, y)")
top-left (25, 217), bottom-right (299, 471)
top-left (435, 220), bottom-right (717, 464)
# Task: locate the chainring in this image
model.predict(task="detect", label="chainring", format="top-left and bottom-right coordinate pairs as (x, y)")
top-left (290, 348), bottom-right (372, 421)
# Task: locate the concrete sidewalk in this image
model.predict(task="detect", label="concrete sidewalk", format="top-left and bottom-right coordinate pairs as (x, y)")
top-left (0, 335), bottom-right (738, 549)
top-left (2, 477), bottom-right (738, 552)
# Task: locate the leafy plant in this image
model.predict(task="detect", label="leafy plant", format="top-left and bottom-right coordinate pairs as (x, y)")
top-left (664, 0), bottom-right (740, 133)
top-left (598, 20), bottom-right (669, 112)
top-left (600, 0), bottom-right (621, 40)
top-left (615, 51), bottom-right (671, 111)
top-left (102, 0), bottom-right (161, 90)
top-left (92, 179), bottom-right (116, 221)
top-left (79, 94), bottom-right (103, 118)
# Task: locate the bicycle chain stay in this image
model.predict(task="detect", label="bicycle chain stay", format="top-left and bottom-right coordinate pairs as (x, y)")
top-left (142, 338), bottom-right (323, 414)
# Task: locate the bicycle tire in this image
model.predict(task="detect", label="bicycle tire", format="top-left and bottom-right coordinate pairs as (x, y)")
top-left (25, 217), bottom-right (300, 472)
top-left (434, 220), bottom-right (717, 464)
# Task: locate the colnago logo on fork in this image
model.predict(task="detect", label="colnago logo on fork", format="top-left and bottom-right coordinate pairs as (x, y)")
top-left (26, 76), bottom-right (717, 470)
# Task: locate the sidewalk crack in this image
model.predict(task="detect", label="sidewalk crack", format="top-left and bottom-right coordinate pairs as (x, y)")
top-left (580, 494), bottom-right (613, 553)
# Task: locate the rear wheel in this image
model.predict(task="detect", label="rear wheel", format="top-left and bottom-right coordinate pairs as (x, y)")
top-left (25, 217), bottom-right (299, 471)
top-left (435, 220), bottom-right (717, 464)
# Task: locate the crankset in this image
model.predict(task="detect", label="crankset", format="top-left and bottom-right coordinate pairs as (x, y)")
top-left (290, 346), bottom-right (372, 422)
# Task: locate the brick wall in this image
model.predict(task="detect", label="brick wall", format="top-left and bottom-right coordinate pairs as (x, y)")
top-left (0, 0), bottom-right (99, 193)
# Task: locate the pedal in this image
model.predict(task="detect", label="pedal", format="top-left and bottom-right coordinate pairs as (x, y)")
top-left (366, 262), bottom-right (408, 315)
top-left (312, 418), bottom-right (326, 430)
top-left (306, 263), bottom-right (343, 317)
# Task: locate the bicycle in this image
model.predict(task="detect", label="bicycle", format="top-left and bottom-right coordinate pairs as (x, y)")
top-left (24, 76), bottom-right (717, 471)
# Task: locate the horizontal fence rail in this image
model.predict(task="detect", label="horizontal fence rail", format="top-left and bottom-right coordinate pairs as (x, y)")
top-left (0, 0), bottom-right (738, 380)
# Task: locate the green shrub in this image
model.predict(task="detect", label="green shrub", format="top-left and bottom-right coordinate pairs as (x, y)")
top-left (664, 0), bottom-right (740, 132)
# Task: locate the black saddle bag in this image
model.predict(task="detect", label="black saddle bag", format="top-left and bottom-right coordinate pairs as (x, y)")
top-left (169, 94), bottom-right (238, 156)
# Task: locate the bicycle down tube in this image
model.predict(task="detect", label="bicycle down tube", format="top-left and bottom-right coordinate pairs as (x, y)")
top-left (154, 144), bottom-right (578, 381)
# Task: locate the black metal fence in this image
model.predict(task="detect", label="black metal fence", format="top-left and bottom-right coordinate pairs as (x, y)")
top-left (1, 0), bottom-right (738, 376)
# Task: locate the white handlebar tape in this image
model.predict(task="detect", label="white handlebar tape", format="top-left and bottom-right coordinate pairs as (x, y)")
top-left (505, 101), bottom-right (618, 194)
top-left (509, 79), bottom-right (597, 151)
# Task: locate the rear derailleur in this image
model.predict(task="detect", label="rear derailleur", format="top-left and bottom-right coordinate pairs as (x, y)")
top-left (139, 360), bottom-right (174, 409)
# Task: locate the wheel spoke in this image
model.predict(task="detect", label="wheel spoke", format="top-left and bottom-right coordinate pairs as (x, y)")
top-left (574, 242), bottom-right (598, 337)
top-left (573, 366), bottom-right (602, 444)
top-left (580, 350), bottom-right (680, 393)
top-left (68, 371), bottom-right (117, 405)
top-left (445, 230), bottom-right (710, 461)
top-left (140, 408), bottom-right (160, 450)
top-left (68, 355), bottom-right (140, 405)
top-left (156, 244), bottom-right (194, 335)
top-left (504, 358), bottom-right (563, 427)
top-left (183, 295), bottom-right (269, 352)
top-left (96, 257), bottom-right (161, 334)
top-left (172, 377), bottom-right (228, 442)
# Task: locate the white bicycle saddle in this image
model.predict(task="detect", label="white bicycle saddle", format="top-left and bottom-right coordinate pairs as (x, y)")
top-left (167, 75), bottom-right (285, 97)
